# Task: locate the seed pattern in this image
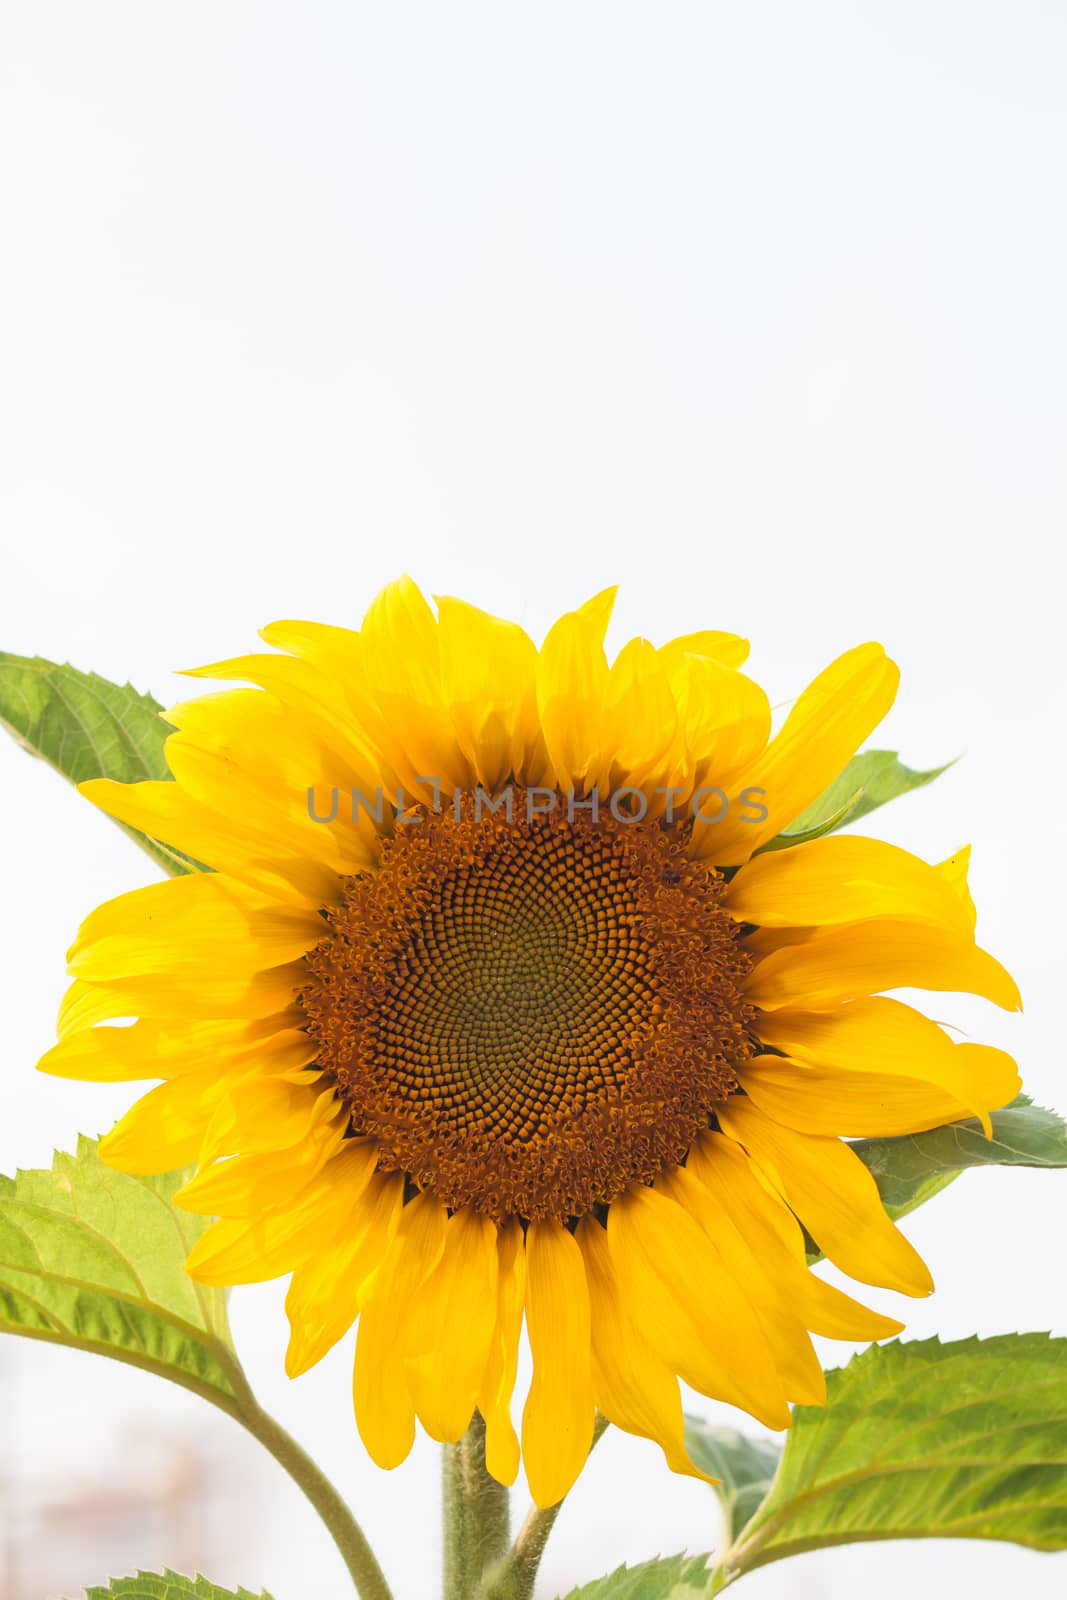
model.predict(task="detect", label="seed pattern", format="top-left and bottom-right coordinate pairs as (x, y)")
top-left (300, 791), bottom-right (755, 1221)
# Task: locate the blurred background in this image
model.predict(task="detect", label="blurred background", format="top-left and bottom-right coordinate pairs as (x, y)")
top-left (1, 3), bottom-right (1065, 1596)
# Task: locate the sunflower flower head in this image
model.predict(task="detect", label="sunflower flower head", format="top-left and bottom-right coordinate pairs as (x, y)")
top-left (41, 578), bottom-right (1021, 1508)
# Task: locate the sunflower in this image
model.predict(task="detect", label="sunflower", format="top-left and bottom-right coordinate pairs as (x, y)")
top-left (40, 579), bottom-right (1020, 1508)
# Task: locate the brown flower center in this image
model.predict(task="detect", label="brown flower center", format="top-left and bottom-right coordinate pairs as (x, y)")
top-left (300, 791), bottom-right (754, 1222)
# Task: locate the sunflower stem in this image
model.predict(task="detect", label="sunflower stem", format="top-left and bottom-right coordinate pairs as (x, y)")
top-left (443, 1411), bottom-right (511, 1599)
top-left (478, 1414), bottom-right (610, 1600)
top-left (228, 1377), bottom-right (394, 1600)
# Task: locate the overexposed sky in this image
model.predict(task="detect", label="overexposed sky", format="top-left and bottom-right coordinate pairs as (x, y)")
top-left (1, 4), bottom-right (1065, 1598)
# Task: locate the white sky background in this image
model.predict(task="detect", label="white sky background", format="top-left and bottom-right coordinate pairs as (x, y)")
top-left (1, 2), bottom-right (1065, 1596)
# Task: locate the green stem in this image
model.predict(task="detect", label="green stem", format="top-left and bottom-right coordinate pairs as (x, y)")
top-left (443, 1411), bottom-right (511, 1598)
top-left (479, 1415), bottom-right (610, 1600)
top-left (226, 1369), bottom-right (394, 1600)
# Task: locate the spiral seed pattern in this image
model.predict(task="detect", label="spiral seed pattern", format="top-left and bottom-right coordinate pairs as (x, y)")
top-left (300, 791), bottom-right (754, 1221)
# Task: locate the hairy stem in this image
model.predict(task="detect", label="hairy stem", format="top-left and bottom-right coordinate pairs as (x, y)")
top-left (480, 1415), bottom-right (610, 1600)
top-left (444, 1411), bottom-right (511, 1598)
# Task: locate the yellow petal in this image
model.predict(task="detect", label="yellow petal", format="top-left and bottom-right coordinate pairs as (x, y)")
top-left (535, 588), bottom-right (616, 794)
top-left (692, 642), bottom-right (899, 865)
top-left (67, 873), bottom-right (324, 982)
top-left (358, 577), bottom-right (470, 794)
top-left (666, 654), bottom-right (771, 794)
top-left (576, 1215), bottom-right (709, 1480)
top-left (353, 1192), bottom-right (448, 1468)
top-left (173, 1117), bottom-right (348, 1216)
top-left (596, 637), bottom-right (681, 798)
top-left (163, 737), bottom-right (374, 878)
top-left (938, 844), bottom-right (977, 930)
top-left (739, 1050), bottom-right (1020, 1139)
top-left (685, 1132), bottom-right (904, 1343)
top-left (78, 779), bottom-right (340, 906)
top-left (56, 962), bottom-right (307, 1024)
top-left (658, 630), bottom-right (751, 671)
top-left (38, 1015), bottom-right (303, 1082)
top-left (746, 920), bottom-right (1022, 1012)
top-left (658, 1164), bottom-right (826, 1407)
top-left (197, 1074), bottom-right (338, 1164)
top-left (172, 660), bottom-right (387, 793)
top-left (56, 978), bottom-right (136, 1038)
top-left (98, 1070), bottom-right (232, 1173)
top-left (726, 835), bottom-right (974, 934)
top-left (717, 1096), bottom-right (933, 1297)
top-left (754, 996), bottom-right (1020, 1136)
top-left (522, 1221), bottom-right (595, 1509)
top-left (607, 1183), bottom-right (790, 1430)
top-left (406, 1207), bottom-right (499, 1443)
top-left (285, 1171), bottom-right (404, 1377)
top-left (184, 1140), bottom-right (379, 1285)
top-left (436, 596), bottom-right (541, 791)
top-left (478, 1218), bottom-right (527, 1486)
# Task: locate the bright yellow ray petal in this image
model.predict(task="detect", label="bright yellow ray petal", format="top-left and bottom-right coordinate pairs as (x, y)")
top-left (98, 1070), bottom-right (232, 1173)
top-left (658, 630), bottom-right (751, 671)
top-left (938, 844), bottom-right (977, 929)
top-left (725, 835), bottom-right (974, 935)
top-left (358, 576), bottom-right (470, 794)
top-left (658, 1164), bottom-right (826, 1406)
top-left (58, 962), bottom-right (308, 1024)
top-left (596, 637), bottom-right (681, 798)
top-left (197, 1074), bottom-right (337, 1164)
top-left (56, 978), bottom-right (138, 1038)
top-left (717, 1096), bottom-right (933, 1297)
top-left (607, 1184), bottom-right (790, 1430)
top-left (38, 1017), bottom-right (312, 1084)
top-left (285, 1171), bottom-right (404, 1378)
top-left (436, 597), bottom-right (541, 791)
top-left (173, 659), bottom-right (388, 791)
top-left (666, 654), bottom-right (771, 795)
top-left (163, 736), bottom-right (374, 877)
top-left (576, 1215), bottom-right (709, 1480)
top-left (184, 1140), bottom-right (379, 1285)
top-left (691, 642), bottom-right (899, 865)
top-left (535, 588), bottom-right (617, 795)
top-left (686, 1132), bottom-right (904, 1343)
top-left (173, 1117), bottom-right (348, 1216)
top-left (478, 1218), bottom-right (527, 1487)
top-left (406, 1207), bottom-right (499, 1443)
top-left (252, 618), bottom-right (409, 798)
top-left (739, 1050), bottom-right (1020, 1139)
top-left (353, 1192), bottom-right (448, 1469)
top-left (78, 779), bottom-right (342, 907)
top-left (753, 996), bottom-right (1020, 1136)
top-left (522, 1221), bottom-right (596, 1509)
top-left (67, 873), bottom-right (324, 982)
top-left (746, 920), bottom-right (1022, 1012)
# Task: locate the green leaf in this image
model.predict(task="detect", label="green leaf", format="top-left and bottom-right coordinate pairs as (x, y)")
top-left (79, 1572), bottom-right (274, 1600)
top-left (556, 1554), bottom-right (710, 1600)
top-left (851, 1093), bottom-right (1067, 1221)
top-left (0, 1136), bottom-right (241, 1415)
top-left (763, 748), bottom-right (953, 850)
top-left (720, 1333), bottom-right (1067, 1579)
top-left (0, 650), bottom-right (201, 874)
top-left (683, 1418), bottom-right (782, 1547)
